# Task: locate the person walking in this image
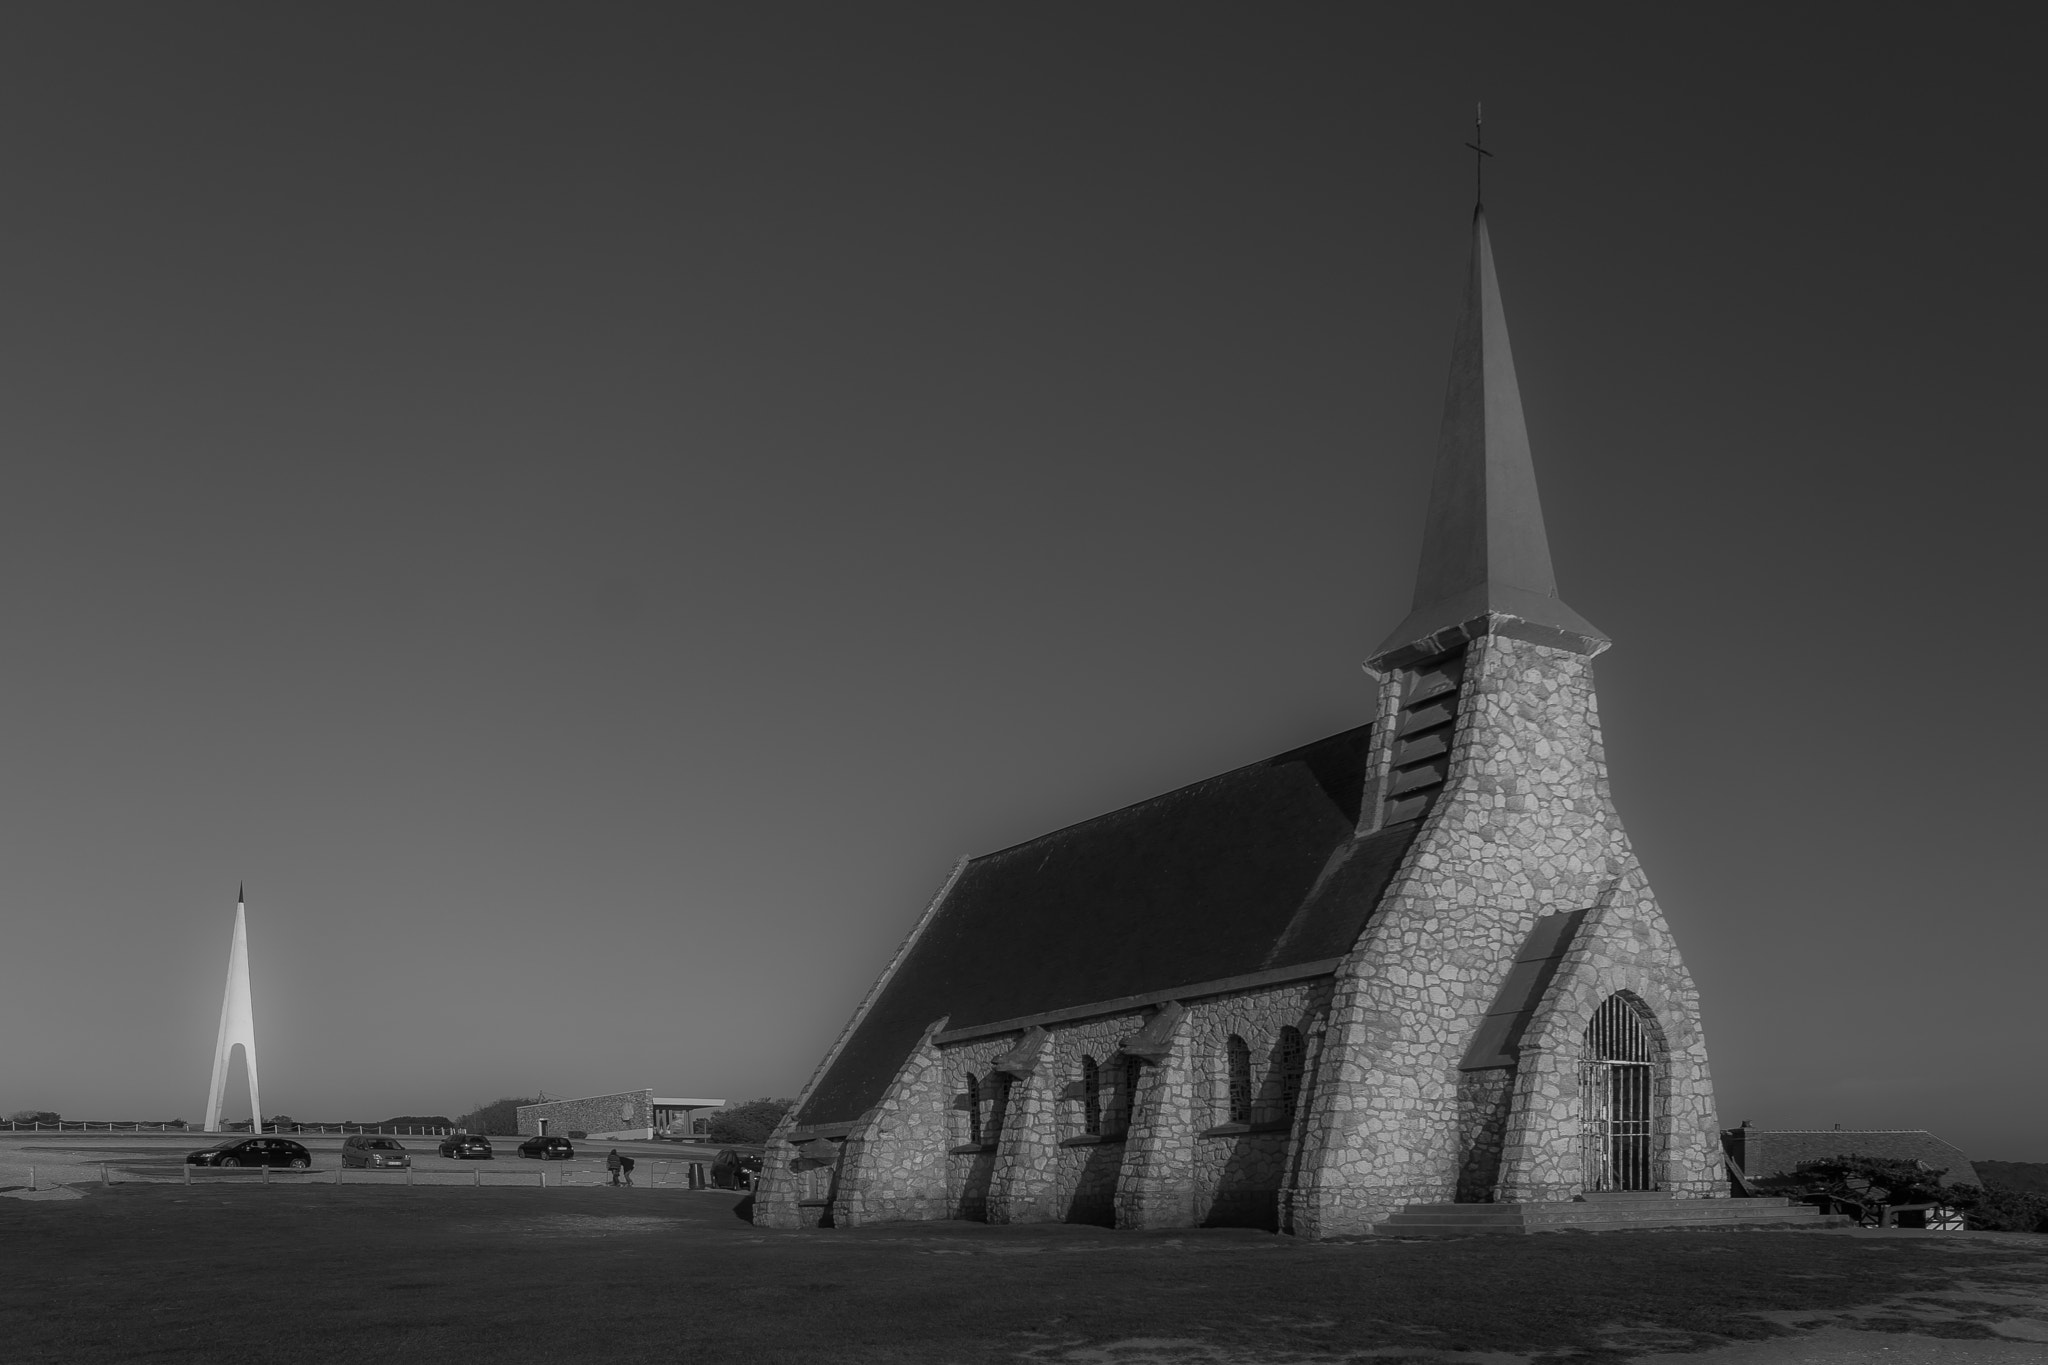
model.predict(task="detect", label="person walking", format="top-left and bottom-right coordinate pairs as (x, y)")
top-left (620, 1154), bottom-right (635, 1187)
top-left (605, 1148), bottom-right (622, 1187)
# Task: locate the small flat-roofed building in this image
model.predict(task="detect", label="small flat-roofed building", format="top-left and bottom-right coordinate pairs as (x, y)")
top-left (652, 1098), bottom-right (724, 1134)
top-left (517, 1090), bottom-right (725, 1141)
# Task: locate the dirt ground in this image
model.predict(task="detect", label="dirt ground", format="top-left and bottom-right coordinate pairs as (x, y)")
top-left (2, 1182), bottom-right (2046, 1363)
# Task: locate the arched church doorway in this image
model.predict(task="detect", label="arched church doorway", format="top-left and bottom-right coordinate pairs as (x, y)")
top-left (1580, 994), bottom-right (1658, 1191)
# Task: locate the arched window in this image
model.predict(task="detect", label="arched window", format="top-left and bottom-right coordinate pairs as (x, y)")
top-left (1276, 1026), bottom-right (1306, 1123)
top-left (1081, 1055), bottom-right (1102, 1136)
top-left (965, 1073), bottom-right (983, 1147)
top-left (1581, 994), bottom-right (1658, 1191)
top-left (1226, 1034), bottom-right (1252, 1124)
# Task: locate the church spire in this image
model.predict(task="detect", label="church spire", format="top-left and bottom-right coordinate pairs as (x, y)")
top-left (1370, 208), bottom-right (1607, 667)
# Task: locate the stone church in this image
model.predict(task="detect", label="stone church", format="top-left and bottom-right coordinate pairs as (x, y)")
top-left (755, 208), bottom-right (1724, 1237)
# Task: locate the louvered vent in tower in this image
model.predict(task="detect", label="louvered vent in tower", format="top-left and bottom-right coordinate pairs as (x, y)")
top-left (1382, 650), bottom-right (1464, 826)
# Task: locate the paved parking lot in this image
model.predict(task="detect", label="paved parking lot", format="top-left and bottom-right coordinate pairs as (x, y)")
top-left (3, 1179), bottom-right (2046, 1364)
top-left (0, 1130), bottom-right (729, 1192)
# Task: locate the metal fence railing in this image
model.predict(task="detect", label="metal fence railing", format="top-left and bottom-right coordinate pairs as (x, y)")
top-left (11, 1157), bottom-right (724, 1194)
top-left (57, 1160), bottom-right (725, 1190)
top-left (5, 1122), bottom-right (460, 1136)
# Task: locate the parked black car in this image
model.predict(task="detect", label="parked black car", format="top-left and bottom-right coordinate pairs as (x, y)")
top-left (438, 1134), bottom-right (494, 1160)
top-left (518, 1135), bottom-right (574, 1160)
top-left (186, 1137), bottom-right (312, 1169)
top-left (711, 1147), bottom-right (762, 1190)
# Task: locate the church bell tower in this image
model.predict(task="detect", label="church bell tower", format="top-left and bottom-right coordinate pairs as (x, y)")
top-left (1284, 208), bottom-right (1723, 1236)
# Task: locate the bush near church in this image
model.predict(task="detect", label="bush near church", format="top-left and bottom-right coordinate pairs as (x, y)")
top-left (703, 1098), bottom-right (793, 1146)
top-left (1763, 1155), bottom-right (2048, 1233)
top-left (1951, 1183), bottom-right (2048, 1233)
top-left (8, 1111), bottom-right (61, 1125)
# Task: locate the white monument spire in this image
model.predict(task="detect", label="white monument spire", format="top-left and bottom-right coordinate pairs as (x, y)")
top-left (203, 886), bottom-right (262, 1133)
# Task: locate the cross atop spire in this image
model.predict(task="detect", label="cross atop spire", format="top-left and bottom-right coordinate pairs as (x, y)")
top-left (1370, 208), bottom-right (1606, 668)
top-left (1465, 102), bottom-right (1493, 209)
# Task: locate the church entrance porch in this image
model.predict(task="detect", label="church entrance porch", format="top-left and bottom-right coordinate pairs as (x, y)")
top-left (1580, 994), bottom-right (1658, 1192)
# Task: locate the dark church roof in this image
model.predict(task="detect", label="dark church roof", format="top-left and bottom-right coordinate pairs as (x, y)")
top-left (794, 725), bottom-right (1420, 1128)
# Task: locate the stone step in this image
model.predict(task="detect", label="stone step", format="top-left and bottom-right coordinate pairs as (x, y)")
top-left (1377, 1198), bottom-right (1849, 1236)
top-left (1578, 1190), bottom-right (1687, 1203)
top-left (1529, 1201), bottom-right (1796, 1219)
top-left (1387, 1203), bottom-right (1822, 1221)
top-left (1381, 1219), bottom-right (1848, 1236)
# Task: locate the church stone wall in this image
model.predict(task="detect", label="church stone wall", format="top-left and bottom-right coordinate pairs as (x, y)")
top-left (937, 1033), bottom-right (1011, 1222)
top-left (1045, 1013), bottom-right (1146, 1226)
top-left (759, 630), bottom-right (1717, 1239)
top-left (1293, 630), bottom-right (1716, 1237)
top-left (1181, 982), bottom-right (1331, 1230)
top-left (796, 980), bottom-right (1336, 1233)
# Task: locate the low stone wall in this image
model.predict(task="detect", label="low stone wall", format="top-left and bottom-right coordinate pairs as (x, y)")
top-left (517, 1090), bottom-right (654, 1139)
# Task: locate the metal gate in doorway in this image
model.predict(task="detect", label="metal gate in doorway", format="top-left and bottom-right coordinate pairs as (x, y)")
top-left (1580, 995), bottom-right (1656, 1191)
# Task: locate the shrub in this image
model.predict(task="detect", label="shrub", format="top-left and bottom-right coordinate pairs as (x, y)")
top-left (1942, 1183), bottom-right (2048, 1233)
top-left (704, 1098), bottom-right (795, 1146)
top-left (8, 1111), bottom-right (60, 1125)
top-left (1767, 1155), bottom-right (2048, 1233)
top-left (1776, 1155), bottom-right (1951, 1207)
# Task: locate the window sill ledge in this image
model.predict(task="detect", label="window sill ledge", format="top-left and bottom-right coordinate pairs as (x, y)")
top-left (1200, 1120), bottom-right (1293, 1139)
top-left (948, 1143), bottom-right (999, 1156)
top-left (1059, 1134), bottom-right (1126, 1148)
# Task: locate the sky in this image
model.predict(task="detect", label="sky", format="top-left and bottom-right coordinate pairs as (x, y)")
top-left (0, 5), bottom-right (2041, 1158)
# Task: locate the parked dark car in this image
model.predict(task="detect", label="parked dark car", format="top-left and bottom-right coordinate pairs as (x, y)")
top-left (711, 1147), bottom-right (762, 1190)
top-left (340, 1135), bottom-right (412, 1169)
top-left (518, 1135), bottom-right (574, 1160)
top-left (186, 1137), bottom-right (312, 1169)
top-left (438, 1134), bottom-right (494, 1160)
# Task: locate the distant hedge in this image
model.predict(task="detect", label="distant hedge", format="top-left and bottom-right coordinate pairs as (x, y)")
top-left (704, 1098), bottom-right (794, 1146)
top-left (456, 1098), bottom-right (538, 1135)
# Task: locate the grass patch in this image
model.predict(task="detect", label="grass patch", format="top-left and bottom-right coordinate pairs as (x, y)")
top-left (2, 1186), bottom-right (2045, 1363)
